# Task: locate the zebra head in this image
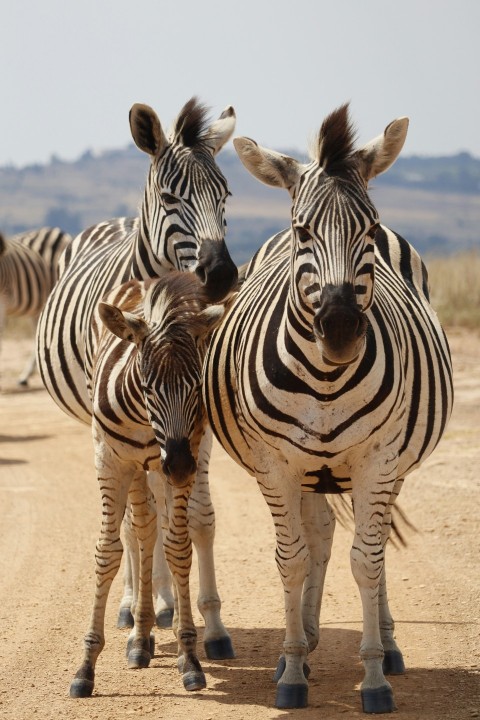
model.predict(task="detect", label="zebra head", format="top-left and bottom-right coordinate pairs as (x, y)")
top-left (233, 105), bottom-right (408, 365)
top-left (99, 273), bottom-right (225, 487)
top-left (129, 98), bottom-right (238, 303)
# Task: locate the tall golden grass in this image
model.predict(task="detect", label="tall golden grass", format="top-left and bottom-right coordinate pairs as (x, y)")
top-left (427, 250), bottom-right (480, 329)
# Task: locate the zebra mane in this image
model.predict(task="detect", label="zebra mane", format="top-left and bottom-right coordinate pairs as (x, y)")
top-left (144, 272), bottom-right (209, 329)
top-left (315, 103), bottom-right (358, 175)
top-left (172, 97), bottom-right (210, 148)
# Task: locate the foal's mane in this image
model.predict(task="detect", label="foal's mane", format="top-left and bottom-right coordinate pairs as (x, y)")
top-left (315, 103), bottom-right (358, 176)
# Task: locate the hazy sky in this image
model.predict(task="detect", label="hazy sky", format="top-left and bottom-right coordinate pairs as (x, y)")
top-left (2, 0), bottom-right (479, 167)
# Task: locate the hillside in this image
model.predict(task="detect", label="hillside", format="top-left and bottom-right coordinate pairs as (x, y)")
top-left (1, 147), bottom-right (479, 264)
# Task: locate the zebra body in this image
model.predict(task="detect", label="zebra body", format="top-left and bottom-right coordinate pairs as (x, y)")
top-left (37, 98), bottom-right (237, 424)
top-left (204, 106), bottom-right (453, 713)
top-left (0, 227), bottom-right (71, 384)
top-left (71, 272), bottom-right (231, 698)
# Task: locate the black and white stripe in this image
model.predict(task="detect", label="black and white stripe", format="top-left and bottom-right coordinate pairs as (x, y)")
top-left (204, 105), bottom-right (453, 713)
top-left (70, 271), bottom-right (232, 698)
top-left (0, 227), bottom-right (71, 385)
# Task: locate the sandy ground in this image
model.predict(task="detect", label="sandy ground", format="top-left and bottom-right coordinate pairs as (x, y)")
top-left (0, 328), bottom-right (478, 720)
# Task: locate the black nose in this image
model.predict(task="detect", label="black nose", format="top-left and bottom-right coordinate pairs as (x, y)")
top-left (196, 239), bottom-right (238, 302)
top-left (162, 437), bottom-right (197, 486)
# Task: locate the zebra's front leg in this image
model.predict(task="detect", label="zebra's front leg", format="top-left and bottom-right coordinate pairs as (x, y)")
top-left (351, 471), bottom-right (399, 714)
top-left (70, 450), bottom-right (130, 698)
top-left (17, 316), bottom-right (38, 386)
top-left (116, 509), bottom-right (137, 628)
top-left (126, 472), bottom-right (157, 669)
top-left (380, 479), bottom-right (406, 676)
top-left (164, 480), bottom-right (206, 692)
top-left (188, 429), bottom-right (234, 660)
top-left (258, 468), bottom-right (310, 709)
top-left (147, 470), bottom-right (175, 628)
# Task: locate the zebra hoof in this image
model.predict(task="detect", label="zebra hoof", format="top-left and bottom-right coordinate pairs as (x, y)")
top-left (204, 636), bottom-right (235, 660)
top-left (117, 607), bottom-right (134, 628)
top-left (272, 656), bottom-right (310, 682)
top-left (127, 647), bottom-right (151, 669)
top-left (17, 379), bottom-right (28, 388)
top-left (70, 677), bottom-right (94, 698)
top-left (361, 686), bottom-right (397, 713)
top-left (126, 632), bottom-right (155, 660)
top-left (383, 649), bottom-right (405, 675)
top-left (275, 682), bottom-right (308, 709)
top-left (183, 670), bottom-right (207, 692)
top-left (155, 608), bottom-right (174, 628)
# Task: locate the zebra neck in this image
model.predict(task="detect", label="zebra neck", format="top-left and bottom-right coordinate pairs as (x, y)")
top-left (129, 222), bottom-right (173, 281)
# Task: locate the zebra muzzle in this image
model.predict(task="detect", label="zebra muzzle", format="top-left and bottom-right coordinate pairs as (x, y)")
top-left (162, 437), bottom-right (197, 486)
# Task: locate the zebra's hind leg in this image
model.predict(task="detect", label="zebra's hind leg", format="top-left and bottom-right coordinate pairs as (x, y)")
top-left (165, 480), bottom-right (206, 692)
top-left (380, 479), bottom-right (405, 676)
top-left (117, 517), bottom-right (136, 628)
top-left (126, 473), bottom-right (157, 669)
top-left (188, 431), bottom-right (234, 660)
top-left (17, 317), bottom-right (38, 386)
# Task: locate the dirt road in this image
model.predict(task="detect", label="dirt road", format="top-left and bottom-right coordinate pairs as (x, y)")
top-left (0, 330), bottom-right (478, 719)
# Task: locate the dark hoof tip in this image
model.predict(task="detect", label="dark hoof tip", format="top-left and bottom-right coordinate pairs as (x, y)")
top-left (70, 678), bottom-right (94, 698)
top-left (117, 607), bottom-right (134, 628)
top-left (383, 650), bottom-right (405, 675)
top-left (156, 608), bottom-right (174, 628)
top-left (183, 670), bottom-right (207, 691)
top-left (127, 648), bottom-right (151, 669)
top-left (361, 686), bottom-right (397, 713)
top-left (126, 633), bottom-right (155, 660)
top-left (17, 380), bottom-right (28, 387)
top-left (204, 636), bottom-right (235, 660)
top-left (275, 682), bottom-right (308, 709)
top-left (273, 656), bottom-right (310, 682)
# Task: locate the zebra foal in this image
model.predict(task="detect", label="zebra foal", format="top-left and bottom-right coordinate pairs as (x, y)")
top-left (204, 105), bottom-right (453, 713)
top-left (0, 227), bottom-right (71, 385)
top-left (70, 272), bottom-right (229, 698)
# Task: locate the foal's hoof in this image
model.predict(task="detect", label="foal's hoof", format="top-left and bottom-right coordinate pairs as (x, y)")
top-left (383, 649), bottom-right (405, 675)
top-left (361, 686), bottom-right (397, 713)
top-left (272, 655), bottom-right (310, 682)
top-left (69, 677), bottom-right (94, 698)
top-left (275, 682), bottom-right (308, 709)
top-left (117, 607), bottom-right (134, 628)
top-left (156, 608), bottom-right (174, 628)
top-left (183, 670), bottom-right (207, 691)
top-left (204, 635), bottom-right (235, 660)
top-left (126, 633), bottom-right (155, 661)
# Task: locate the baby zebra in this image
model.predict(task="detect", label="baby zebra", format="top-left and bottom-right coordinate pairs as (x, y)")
top-left (70, 271), bottom-right (227, 698)
top-left (0, 227), bottom-right (71, 385)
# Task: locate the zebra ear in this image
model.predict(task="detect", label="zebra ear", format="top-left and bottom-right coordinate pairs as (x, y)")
top-left (193, 305), bottom-right (226, 338)
top-left (356, 117), bottom-right (409, 182)
top-left (129, 104), bottom-right (169, 157)
top-left (99, 302), bottom-right (150, 345)
top-left (233, 137), bottom-right (302, 191)
top-left (204, 106), bottom-right (236, 156)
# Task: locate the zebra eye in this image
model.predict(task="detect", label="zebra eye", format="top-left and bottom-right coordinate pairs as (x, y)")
top-left (296, 227), bottom-right (311, 243)
top-left (161, 192), bottom-right (178, 205)
top-left (367, 222), bottom-right (380, 239)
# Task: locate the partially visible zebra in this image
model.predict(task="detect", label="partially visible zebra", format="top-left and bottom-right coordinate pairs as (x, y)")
top-left (70, 271), bottom-right (231, 698)
top-left (204, 105), bottom-right (453, 713)
top-left (0, 227), bottom-right (71, 385)
top-left (37, 97), bottom-right (237, 425)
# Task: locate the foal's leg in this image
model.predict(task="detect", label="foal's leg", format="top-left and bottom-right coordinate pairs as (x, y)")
top-left (147, 470), bottom-right (175, 627)
top-left (116, 508), bottom-right (136, 628)
top-left (188, 429), bottom-right (234, 659)
top-left (70, 443), bottom-right (130, 697)
top-left (17, 315), bottom-right (38, 386)
top-left (164, 480), bottom-right (206, 691)
top-left (126, 472), bottom-right (157, 669)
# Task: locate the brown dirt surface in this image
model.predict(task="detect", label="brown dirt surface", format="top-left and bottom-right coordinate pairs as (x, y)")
top-left (0, 328), bottom-right (479, 720)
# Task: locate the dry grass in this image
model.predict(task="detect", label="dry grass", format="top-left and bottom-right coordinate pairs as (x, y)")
top-left (427, 251), bottom-right (480, 329)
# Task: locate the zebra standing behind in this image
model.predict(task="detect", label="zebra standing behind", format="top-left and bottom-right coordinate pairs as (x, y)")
top-left (203, 105), bottom-right (453, 713)
top-left (0, 227), bottom-right (71, 385)
top-left (70, 271), bottom-right (228, 698)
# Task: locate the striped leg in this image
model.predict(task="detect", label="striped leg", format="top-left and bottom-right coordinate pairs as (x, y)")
top-left (257, 466), bottom-right (310, 709)
top-left (351, 464), bottom-right (399, 713)
top-left (164, 480), bottom-right (206, 691)
top-left (126, 473), bottom-right (157, 669)
top-left (116, 519), bottom-right (136, 628)
top-left (188, 430), bottom-right (234, 659)
top-left (379, 479), bottom-right (405, 676)
top-left (17, 316), bottom-right (39, 386)
top-left (70, 444), bottom-right (130, 698)
top-left (147, 471), bottom-right (175, 628)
